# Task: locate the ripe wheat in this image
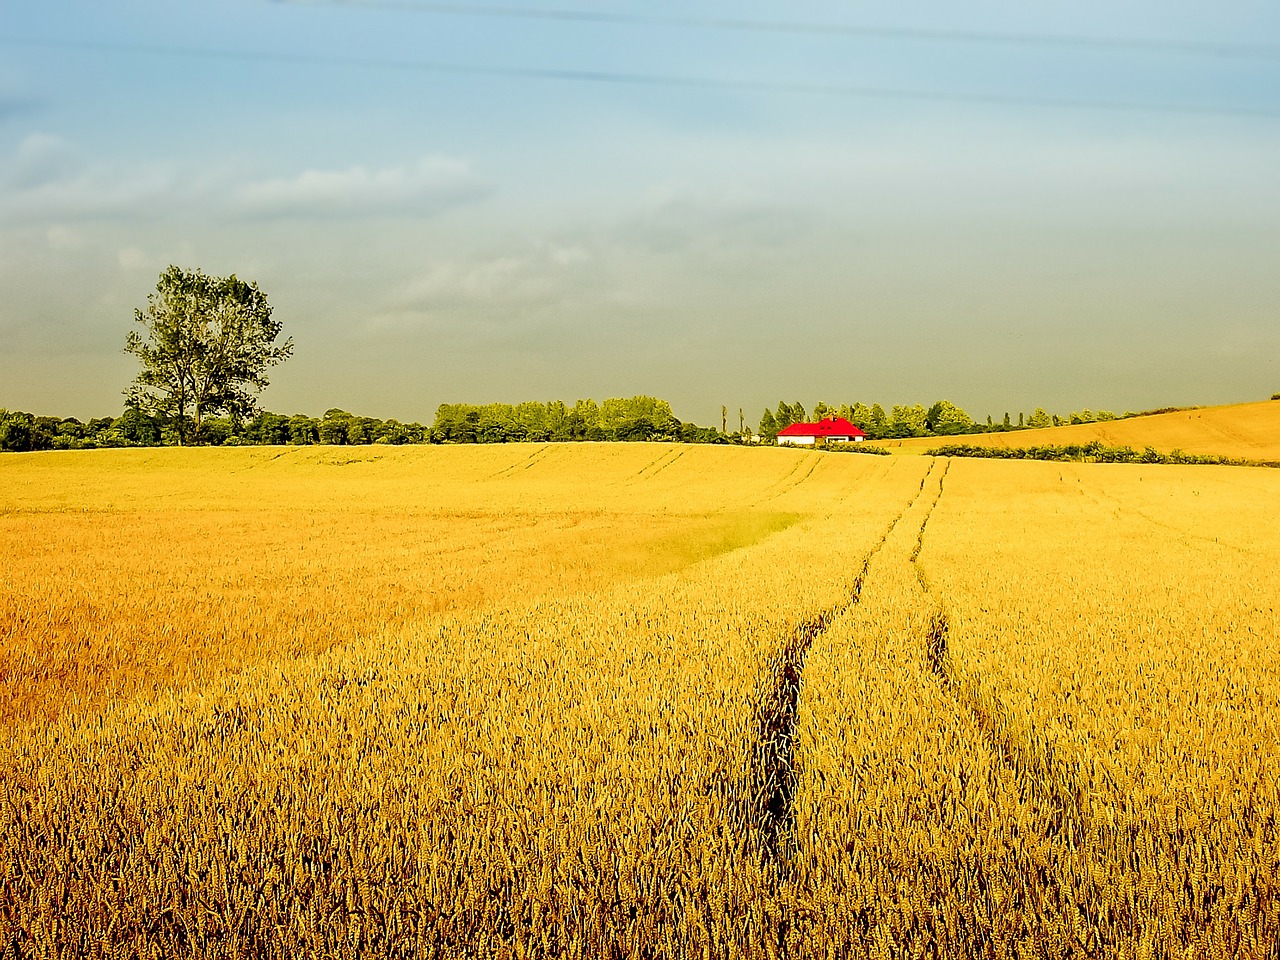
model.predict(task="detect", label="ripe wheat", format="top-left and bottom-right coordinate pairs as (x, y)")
top-left (1, 446), bottom-right (1276, 957)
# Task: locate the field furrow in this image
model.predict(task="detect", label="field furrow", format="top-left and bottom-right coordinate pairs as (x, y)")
top-left (916, 458), bottom-right (1280, 955)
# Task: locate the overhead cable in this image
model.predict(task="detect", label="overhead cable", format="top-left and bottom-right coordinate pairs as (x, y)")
top-left (275, 0), bottom-right (1280, 61)
top-left (1, 35), bottom-right (1276, 119)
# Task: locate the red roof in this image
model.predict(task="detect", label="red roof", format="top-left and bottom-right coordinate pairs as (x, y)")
top-left (777, 417), bottom-right (867, 438)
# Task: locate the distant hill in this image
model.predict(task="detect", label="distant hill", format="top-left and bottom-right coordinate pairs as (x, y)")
top-left (868, 399), bottom-right (1280, 460)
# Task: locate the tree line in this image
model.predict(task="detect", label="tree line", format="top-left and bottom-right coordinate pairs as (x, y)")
top-left (431, 397), bottom-right (725, 444)
top-left (759, 399), bottom-right (1153, 441)
top-left (2, 267), bottom-right (742, 453)
top-left (6, 266), bottom-right (1240, 454)
top-left (0, 397), bottom-right (1202, 453)
top-left (0, 396), bottom-right (731, 453)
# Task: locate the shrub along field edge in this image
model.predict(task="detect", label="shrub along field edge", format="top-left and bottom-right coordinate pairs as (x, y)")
top-left (928, 441), bottom-right (1280, 468)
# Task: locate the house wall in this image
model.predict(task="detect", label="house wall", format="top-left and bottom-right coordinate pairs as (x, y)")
top-left (778, 436), bottom-right (816, 446)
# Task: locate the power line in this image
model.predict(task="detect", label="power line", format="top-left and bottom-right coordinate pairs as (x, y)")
top-left (2, 35), bottom-right (1277, 119)
top-left (274, 0), bottom-right (1280, 61)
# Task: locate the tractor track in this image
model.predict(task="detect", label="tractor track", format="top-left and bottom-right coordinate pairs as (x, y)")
top-left (645, 448), bottom-right (686, 478)
top-left (747, 460), bottom-right (939, 862)
top-left (907, 460), bottom-right (1088, 848)
top-left (625, 446), bottom-right (686, 484)
top-left (748, 452), bottom-right (813, 506)
top-left (488, 444), bottom-right (551, 479)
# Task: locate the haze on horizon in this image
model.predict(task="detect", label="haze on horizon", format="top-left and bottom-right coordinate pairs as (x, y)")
top-left (1, 0), bottom-right (1278, 427)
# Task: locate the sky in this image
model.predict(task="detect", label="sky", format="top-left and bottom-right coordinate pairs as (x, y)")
top-left (1, 0), bottom-right (1278, 426)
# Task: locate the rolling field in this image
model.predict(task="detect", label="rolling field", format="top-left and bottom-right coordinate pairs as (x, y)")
top-left (2, 444), bottom-right (1278, 958)
top-left (869, 398), bottom-right (1280, 460)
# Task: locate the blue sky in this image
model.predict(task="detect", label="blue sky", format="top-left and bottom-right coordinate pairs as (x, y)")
top-left (2, 0), bottom-right (1278, 424)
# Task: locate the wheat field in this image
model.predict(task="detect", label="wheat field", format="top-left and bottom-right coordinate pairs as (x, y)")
top-left (2, 444), bottom-right (1278, 958)
top-left (869, 399), bottom-right (1280, 460)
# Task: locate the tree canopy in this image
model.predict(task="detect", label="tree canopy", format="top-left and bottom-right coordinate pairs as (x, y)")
top-left (124, 266), bottom-right (292, 444)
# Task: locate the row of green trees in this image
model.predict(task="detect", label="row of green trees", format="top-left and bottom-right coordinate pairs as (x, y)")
top-left (431, 397), bottom-right (725, 444)
top-left (0, 396), bottom-right (730, 452)
top-left (759, 400), bottom-right (1134, 441)
top-left (2, 396), bottom-right (1182, 453)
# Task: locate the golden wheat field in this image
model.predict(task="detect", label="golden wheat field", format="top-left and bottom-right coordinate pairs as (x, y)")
top-left (2, 443), bottom-right (1278, 959)
top-left (869, 399), bottom-right (1280, 460)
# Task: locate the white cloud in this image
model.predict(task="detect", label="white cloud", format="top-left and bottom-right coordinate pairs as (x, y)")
top-left (10, 133), bottom-right (80, 190)
top-left (235, 155), bottom-right (491, 219)
top-left (117, 247), bottom-right (151, 270)
top-left (356, 244), bottom-right (603, 344)
top-left (548, 244), bottom-right (590, 266)
top-left (4, 161), bottom-right (180, 222)
top-left (2, 142), bottom-right (491, 225)
top-left (395, 256), bottom-right (562, 309)
top-left (45, 225), bottom-right (83, 250)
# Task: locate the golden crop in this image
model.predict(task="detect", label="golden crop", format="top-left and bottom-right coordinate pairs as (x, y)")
top-left (870, 398), bottom-right (1280, 460)
top-left (1, 444), bottom-right (1276, 958)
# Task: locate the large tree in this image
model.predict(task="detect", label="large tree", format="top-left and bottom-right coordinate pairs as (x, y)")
top-left (925, 399), bottom-right (974, 436)
top-left (125, 266), bottom-right (292, 444)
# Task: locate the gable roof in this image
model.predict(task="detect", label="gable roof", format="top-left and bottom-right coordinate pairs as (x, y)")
top-left (777, 417), bottom-right (867, 438)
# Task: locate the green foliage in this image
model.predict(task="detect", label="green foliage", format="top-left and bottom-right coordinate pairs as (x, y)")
top-left (886, 404), bottom-right (928, 438)
top-left (773, 402), bottom-right (798, 431)
top-left (318, 412), bottom-right (350, 446)
top-left (927, 441), bottom-right (1280, 468)
top-left (0, 408), bottom-right (165, 451)
top-left (759, 408), bottom-right (779, 440)
top-left (288, 414), bottom-right (318, 445)
top-left (925, 400), bottom-right (973, 436)
top-left (0, 411), bottom-right (41, 452)
top-left (758, 394), bottom-right (1157, 442)
top-left (1121, 405), bottom-right (1198, 419)
top-left (245, 412), bottom-right (292, 445)
top-left (125, 266), bottom-right (293, 444)
top-left (429, 396), bottom-right (716, 444)
top-left (824, 444), bottom-right (891, 456)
